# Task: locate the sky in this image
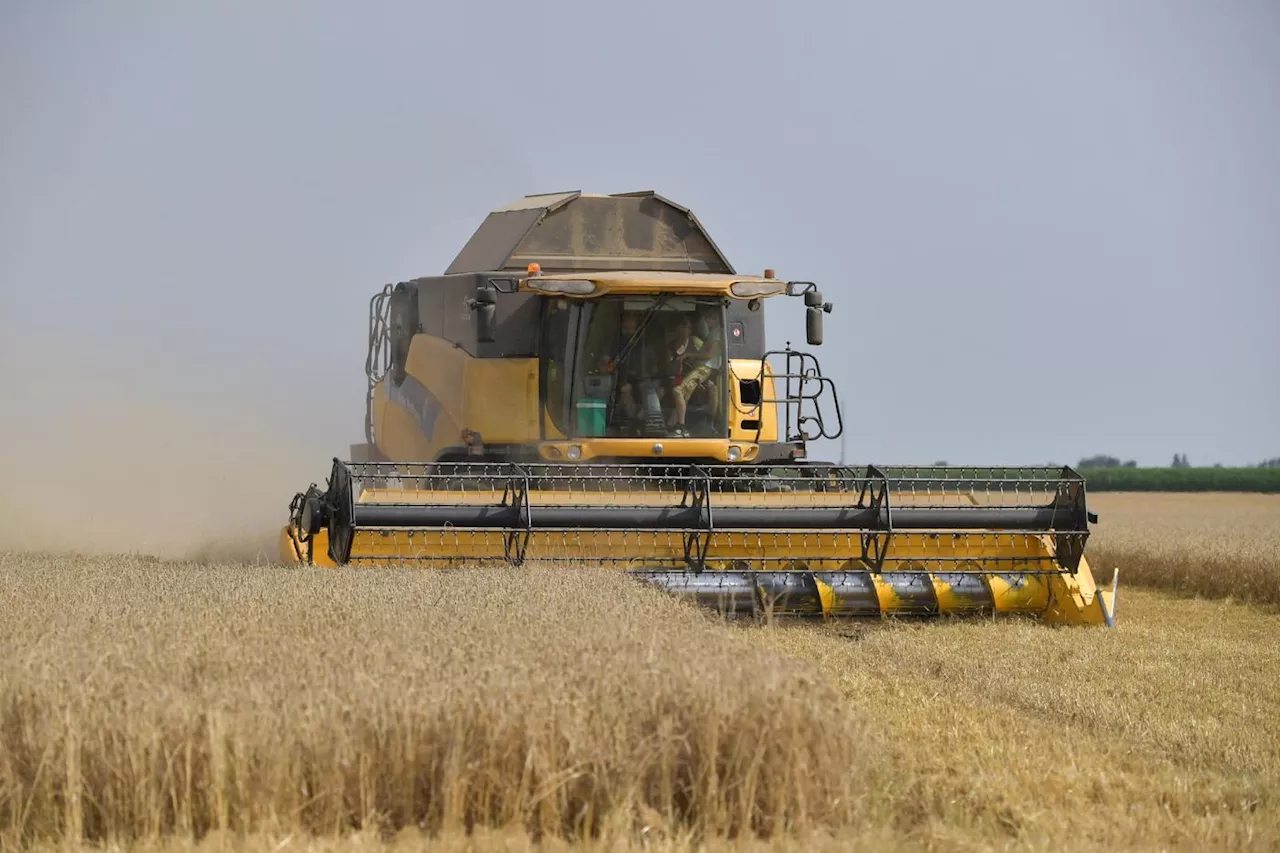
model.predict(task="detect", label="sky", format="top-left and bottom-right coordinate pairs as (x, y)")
top-left (1, 0), bottom-right (1277, 534)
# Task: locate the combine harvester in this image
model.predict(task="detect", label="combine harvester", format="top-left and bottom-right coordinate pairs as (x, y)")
top-left (281, 191), bottom-right (1117, 626)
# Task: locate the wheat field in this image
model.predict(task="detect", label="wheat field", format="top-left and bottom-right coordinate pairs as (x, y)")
top-left (2, 492), bottom-right (1279, 851)
top-left (1088, 492), bottom-right (1280, 606)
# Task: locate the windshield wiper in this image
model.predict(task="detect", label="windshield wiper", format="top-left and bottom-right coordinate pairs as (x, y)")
top-left (613, 293), bottom-right (669, 369)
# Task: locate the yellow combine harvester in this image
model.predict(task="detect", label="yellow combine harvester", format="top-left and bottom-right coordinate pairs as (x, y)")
top-left (280, 191), bottom-right (1117, 626)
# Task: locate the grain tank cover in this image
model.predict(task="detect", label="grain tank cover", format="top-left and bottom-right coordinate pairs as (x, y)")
top-left (444, 190), bottom-right (735, 275)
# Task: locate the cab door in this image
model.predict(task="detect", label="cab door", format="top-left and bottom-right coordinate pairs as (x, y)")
top-left (538, 297), bottom-right (582, 439)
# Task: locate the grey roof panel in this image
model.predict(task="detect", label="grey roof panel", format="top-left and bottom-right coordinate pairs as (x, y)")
top-left (443, 191), bottom-right (735, 275)
top-left (444, 209), bottom-right (544, 275)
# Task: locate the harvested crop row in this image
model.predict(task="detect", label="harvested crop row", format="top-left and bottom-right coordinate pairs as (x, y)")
top-left (747, 587), bottom-right (1280, 851)
top-left (0, 555), bottom-right (867, 848)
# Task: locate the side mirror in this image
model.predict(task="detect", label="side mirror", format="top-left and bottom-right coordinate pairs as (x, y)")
top-left (473, 287), bottom-right (497, 343)
top-left (803, 289), bottom-right (833, 346)
top-left (806, 306), bottom-right (823, 346)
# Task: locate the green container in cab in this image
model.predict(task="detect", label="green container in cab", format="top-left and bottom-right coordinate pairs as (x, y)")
top-left (576, 398), bottom-right (607, 437)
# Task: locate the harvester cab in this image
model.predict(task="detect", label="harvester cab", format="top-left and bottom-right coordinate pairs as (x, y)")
top-left (363, 191), bottom-right (842, 470)
top-left (281, 190), bottom-right (1118, 627)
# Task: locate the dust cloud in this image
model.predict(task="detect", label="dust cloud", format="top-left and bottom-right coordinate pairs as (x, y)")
top-left (0, 369), bottom-right (338, 563)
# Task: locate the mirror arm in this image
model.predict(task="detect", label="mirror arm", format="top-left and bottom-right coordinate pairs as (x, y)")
top-left (487, 276), bottom-right (520, 293)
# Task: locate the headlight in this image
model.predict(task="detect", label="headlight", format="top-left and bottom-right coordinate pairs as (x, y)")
top-left (527, 279), bottom-right (597, 295)
top-left (727, 445), bottom-right (742, 463)
top-left (730, 280), bottom-right (787, 298)
top-left (566, 445), bottom-right (583, 460)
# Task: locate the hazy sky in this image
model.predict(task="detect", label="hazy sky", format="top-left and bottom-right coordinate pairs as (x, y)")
top-left (3, 0), bottom-right (1278, 479)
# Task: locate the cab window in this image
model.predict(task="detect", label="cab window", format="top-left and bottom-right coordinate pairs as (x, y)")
top-left (541, 298), bottom-right (576, 436)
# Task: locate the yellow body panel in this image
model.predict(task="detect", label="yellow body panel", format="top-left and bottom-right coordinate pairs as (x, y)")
top-left (536, 439), bottom-right (759, 463)
top-left (463, 356), bottom-right (541, 443)
top-left (374, 335), bottom-right (543, 460)
top-left (372, 336), bottom-right (463, 461)
top-left (727, 358), bottom-right (780, 444)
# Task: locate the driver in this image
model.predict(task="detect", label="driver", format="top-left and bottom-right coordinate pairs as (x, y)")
top-left (668, 306), bottom-right (723, 435)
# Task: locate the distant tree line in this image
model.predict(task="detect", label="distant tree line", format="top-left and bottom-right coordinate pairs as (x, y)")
top-left (1069, 453), bottom-right (1280, 493)
top-left (1076, 453), bottom-right (1279, 470)
top-left (1077, 454), bottom-right (1138, 469)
